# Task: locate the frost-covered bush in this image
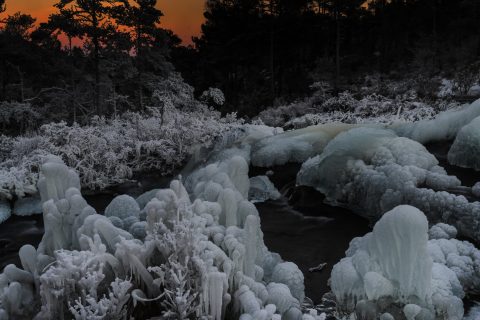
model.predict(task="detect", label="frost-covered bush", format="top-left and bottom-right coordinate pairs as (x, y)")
top-left (258, 79), bottom-right (457, 129)
top-left (201, 88), bottom-right (226, 107)
top-left (0, 101), bottom-right (41, 133)
top-left (0, 103), bottom-right (240, 199)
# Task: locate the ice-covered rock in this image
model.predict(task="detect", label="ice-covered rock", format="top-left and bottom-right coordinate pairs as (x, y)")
top-left (428, 223), bottom-right (457, 240)
top-left (448, 116), bottom-right (480, 170)
top-left (248, 175), bottom-right (281, 203)
top-left (135, 188), bottom-right (160, 209)
top-left (271, 262), bottom-right (305, 304)
top-left (473, 182), bottom-right (480, 198)
top-left (468, 84), bottom-right (480, 96)
top-left (13, 196), bottom-right (42, 216)
top-left (0, 200), bottom-right (11, 223)
top-left (105, 194), bottom-right (140, 220)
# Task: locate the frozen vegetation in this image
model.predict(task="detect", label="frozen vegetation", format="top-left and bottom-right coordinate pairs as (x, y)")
top-left (0, 149), bottom-right (327, 319)
top-left (257, 79), bottom-right (462, 130)
top-left (0, 75), bottom-right (240, 201)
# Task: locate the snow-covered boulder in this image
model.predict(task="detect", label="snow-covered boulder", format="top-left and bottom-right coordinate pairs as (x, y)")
top-left (135, 188), bottom-right (161, 210)
top-left (473, 182), bottom-right (480, 198)
top-left (249, 175), bottom-right (281, 203)
top-left (448, 116), bottom-right (480, 170)
top-left (105, 194), bottom-right (140, 220)
top-left (0, 200), bottom-right (11, 223)
top-left (271, 262), bottom-right (305, 304)
top-left (428, 223), bottom-right (457, 240)
top-left (468, 84), bottom-right (480, 96)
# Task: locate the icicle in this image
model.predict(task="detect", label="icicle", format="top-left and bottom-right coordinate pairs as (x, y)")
top-left (244, 215), bottom-right (259, 278)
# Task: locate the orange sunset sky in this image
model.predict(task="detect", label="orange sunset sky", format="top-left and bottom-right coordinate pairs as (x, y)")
top-left (2, 0), bottom-right (205, 45)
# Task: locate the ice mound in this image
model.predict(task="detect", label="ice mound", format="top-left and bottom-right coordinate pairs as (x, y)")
top-left (135, 188), bottom-right (161, 209)
top-left (473, 182), bottom-right (480, 198)
top-left (331, 205), bottom-right (467, 320)
top-left (448, 116), bottom-right (480, 170)
top-left (249, 175), bottom-right (281, 203)
top-left (428, 223), bottom-right (457, 240)
top-left (251, 123), bottom-right (354, 167)
top-left (0, 154), bottom-right (323, 319)
top-left (296, 127), bottom-right (480, 242)
top-left (37, 155), bottom-right (81, 203)
top-left (392, 98), bottom-right (480, 144)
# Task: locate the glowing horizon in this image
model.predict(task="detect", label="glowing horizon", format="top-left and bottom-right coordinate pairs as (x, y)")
top-left (1, 0), bottom-right (204, 45)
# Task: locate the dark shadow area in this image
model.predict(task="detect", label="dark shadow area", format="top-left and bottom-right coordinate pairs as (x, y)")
top-left (251, 163), bottom-right (371, 304)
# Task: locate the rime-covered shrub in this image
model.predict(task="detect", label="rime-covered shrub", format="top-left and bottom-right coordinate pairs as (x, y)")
top-left (0, 101), bottom-right (41, 133)
top-left (0, 104), bottom-right (240, 199)
top-left (201, 88), bottom-right (226, 106)
top-left (258, 80), bottom-right (458, 129)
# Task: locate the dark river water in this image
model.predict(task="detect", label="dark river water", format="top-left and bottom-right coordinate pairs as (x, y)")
top-left (251, 163), bottom-right (371, 304)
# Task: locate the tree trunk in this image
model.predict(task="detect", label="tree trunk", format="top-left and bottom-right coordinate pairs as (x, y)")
top-left (269, 15), bottom-right (275, 107)
top-left (335, 7), bottom-right (340, 90)
top-left (92, 13), bottom-right (101, 115)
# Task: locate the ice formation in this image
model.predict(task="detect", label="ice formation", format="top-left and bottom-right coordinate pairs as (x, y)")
top-left (392, 98), bottom-right (480, 144)
top-left (248, 175), bottom-right (281, 203)
top-left (331, 205), bottom-right (478, 320)
top-left (296, 126), bottom-right (480, 242)
top-left (0, 151), bottom-right (320, 319)
top-left (448, 116), bottom-right (480, 170)
top-left (0, 200), bottom-right (10, 223)
top-left (12, 196), bottom-right (42, 216)
top-left (37, 155), bottom-right (81, 203)
top-left (473, 182), bottom-right (480, 198)
top-left (251, 123), bottom-right (354, 167)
